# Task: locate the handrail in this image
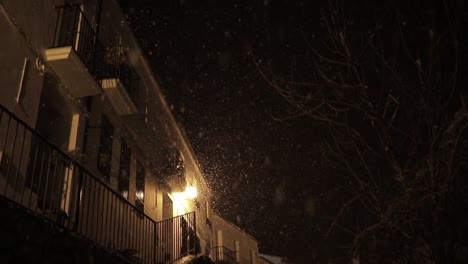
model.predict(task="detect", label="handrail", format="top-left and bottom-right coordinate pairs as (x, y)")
top-left (102, 47), bottom-right (143, 111)
top-left (0, 104), bottom-right (147, 214)
top-left (52, 4), bottom-right (105, 85)
top-left (0, 104), bottom-right (196, 263)
top-left (155, 212), bottom-right (198, 263)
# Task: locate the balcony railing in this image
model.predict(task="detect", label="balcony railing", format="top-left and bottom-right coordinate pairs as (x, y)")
top-left (44, 5), bottom-right (104, 97)
top-left (52, 4), bottom-right (104, 83)
top-left (105, 49), bottom-right (141, 103)
top-left (101, 47), bottom-right (143, 115)
top-left (155, 212), bottom-right (197, 263)
top-left (212, 246), bottom-right (236, 264)
top-left (0, 104), bottom-right (196, 263)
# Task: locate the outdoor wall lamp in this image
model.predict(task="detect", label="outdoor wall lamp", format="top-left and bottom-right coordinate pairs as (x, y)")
top-left (185, 186), bottom-right (197, 199)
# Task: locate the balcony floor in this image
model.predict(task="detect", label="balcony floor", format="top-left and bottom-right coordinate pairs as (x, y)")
top-left (44, 46), bottom-right (101, 97)
top-left (101, 78), bottom-right (138, 115)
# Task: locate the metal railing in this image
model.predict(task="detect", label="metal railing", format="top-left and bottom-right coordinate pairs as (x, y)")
top-left (212, 246), bottom-right (236, 264)
top-left (52, 5), bottom-right (105, 84)
top-left (53, 5), bottom-right (143, 113)
top-left (155, 212), bottom-right (197, 263)
top-left (0, 104), bottom-right (196, 263)
top-left (102, 47), bottom-right (143, 111)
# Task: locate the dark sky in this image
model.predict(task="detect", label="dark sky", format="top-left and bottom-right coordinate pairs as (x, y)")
top-left (119, 0), bottom-right (320, 261)
top-left (113, 0), bottom-right (468, 263)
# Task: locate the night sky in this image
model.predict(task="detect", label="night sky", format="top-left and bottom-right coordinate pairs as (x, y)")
top-left (119, 0), bottom-right (320, 260)
top-left (118, 0), bottom-right (468, 263)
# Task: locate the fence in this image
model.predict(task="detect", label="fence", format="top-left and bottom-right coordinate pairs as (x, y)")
top-left (0, 104), bottom-right (195, 263)
top-left (52, 4), bottom-right (105, 84)
top-left (102, 47), bottom-right (143, 112)
top-left (155, 212), bottom-right (197, 263)
top-left (53, 5), bottom-right (144, 113)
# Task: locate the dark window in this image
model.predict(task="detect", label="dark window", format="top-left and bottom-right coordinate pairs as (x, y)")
top-left (135, 160), bottom-right (145, 211)
top-left (97, 115), bottom-right (113, 181)
top-left (175, 150), bottom-right (184, 177)
top-left (118, 139), bottom-right (130, 199)
top-left (161, 147), bottom-right (185, 177)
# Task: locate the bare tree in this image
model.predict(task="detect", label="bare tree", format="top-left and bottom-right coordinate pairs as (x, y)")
top-left (254, 0), bottom-right (468, 263)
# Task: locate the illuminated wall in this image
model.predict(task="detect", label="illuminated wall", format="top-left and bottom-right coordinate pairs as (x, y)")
top-left (212, 213), bottom-right (259, 264)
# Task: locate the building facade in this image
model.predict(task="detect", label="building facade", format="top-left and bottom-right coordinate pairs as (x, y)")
top-left (211, 213), bottom-right (259, 264)
top-left (0, 0), bottom-right (212, 262)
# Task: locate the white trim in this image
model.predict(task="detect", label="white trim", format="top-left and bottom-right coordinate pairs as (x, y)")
top-left (74, 4), bottom-right (84, 50)
top-left (234, 240), bottom-right (240, 262)
top-left (68, 114), bottom-right (80, 151)
top-left (217, 230), bottom-right (224, 260)
top-left (16, 57), bottom-right (29, 103)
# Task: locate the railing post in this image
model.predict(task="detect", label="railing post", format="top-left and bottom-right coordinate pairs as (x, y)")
top-left (3, 119), bottom-right (18, 197)
top-left (73, 169), bottom-right (84, 232)
top-left (194, 211), bottom-right (197, 255)
top-left (152, 221), bottom-right (158, 264)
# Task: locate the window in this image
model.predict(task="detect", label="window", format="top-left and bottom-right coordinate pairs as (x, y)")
top-left (135, 160), bottom-right (145, 211)
top-left (97, 115), bottom-right (113, 181)
top-left (175, 150), bottom-right (184, 177)
top-left (160, 147), bottom-right (185, 177)
top-left (118, 139), bottom-right (130, 199)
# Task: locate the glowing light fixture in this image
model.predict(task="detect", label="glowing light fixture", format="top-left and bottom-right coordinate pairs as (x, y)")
top-left (185, 186), bottom-right (197, 199)
top-left (170, 186), bottom-right (197, 216)
top-left (136, 190), bottom-right (144, 201)
top-left (172, 192), bottom-right (185, 201)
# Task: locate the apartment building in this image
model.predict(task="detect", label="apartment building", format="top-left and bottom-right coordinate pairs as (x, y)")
top-left (211, 213), bottom-right (259, 264)
top-left (0, 0), bottom-right (212, 262)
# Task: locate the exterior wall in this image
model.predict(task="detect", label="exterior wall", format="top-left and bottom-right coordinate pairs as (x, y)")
top-left (212, 213), bottom-right (259, 264)
top-left (0, 1), bottom-right (84, 220)
top-left (144, 167), bottom-right (160, 220)
top-left (258, 257), bottom-right (275, 264)
top-left (95, 0), bottom-right (214, 254)
top-left (0, 0), bottom-right (213, 261)
top-left (0, 0), bottom-right (89, 172)
top-left (0, 0), bottom-right (88, 132)
top-left (0, 0), bottom-right (175, 219)
top-left (83, 93), bottom-right (164, 220)
top-left (0, 4), bottom-right (45, 127)
top-left (0, 0), bottom-right (60, 51)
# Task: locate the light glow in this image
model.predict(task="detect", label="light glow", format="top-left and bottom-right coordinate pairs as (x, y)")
top-left (136, 190), bottom-right (144, 201)
top-left (171, 191), bottom-right (186, 201)
top-left (171, 186), bottom-right (197, 201)
top-left (170, 186), bottom-right (198, 216)
top-left (185, 186), bottom-right (197, 199)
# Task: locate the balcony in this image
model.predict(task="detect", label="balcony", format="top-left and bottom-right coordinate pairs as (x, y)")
top-left (0, 104), bottom-right (196, 264)
top-left (101, 49), bottom-right (142, 116)
top-left (44, 5), bottom-right (104, 97)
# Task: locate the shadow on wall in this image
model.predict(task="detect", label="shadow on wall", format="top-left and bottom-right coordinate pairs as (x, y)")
top-left (0, 197), bottom-right (136, 264)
